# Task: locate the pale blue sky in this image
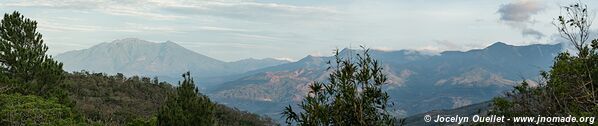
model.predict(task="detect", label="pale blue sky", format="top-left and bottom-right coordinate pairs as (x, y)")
top-left (0, 0), bottom-right (596, 61)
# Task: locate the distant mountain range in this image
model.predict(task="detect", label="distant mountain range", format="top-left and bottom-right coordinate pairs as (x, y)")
top-left (55, 38), bottom-right (290, 86)
top-left (55, 38), bottom-right (563, 122)
top-left (207, 42), bottom-right (563, 120)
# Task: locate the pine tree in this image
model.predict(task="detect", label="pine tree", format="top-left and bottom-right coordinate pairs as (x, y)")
top-left (0, 11), bottom-right (64, 97)
top-left (282, 47), bottom-right (395, 126)
top-left (157, 72), bottom-right (215, 126)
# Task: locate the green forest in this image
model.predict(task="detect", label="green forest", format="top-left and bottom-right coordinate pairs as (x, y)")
top-left (0, 1), bottom-right (597, 126)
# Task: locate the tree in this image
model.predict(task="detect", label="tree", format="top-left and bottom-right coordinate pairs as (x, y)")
top-left (554, 2), bottom-right (593, 54)
top-left (282, 47), bottom-right (395, 126)
top-left (157, 72), bottom-right (215, 126)
top-left (0, 11), bottom-right (64, 97)
top-left (492, 1), bottom-right (598, 124)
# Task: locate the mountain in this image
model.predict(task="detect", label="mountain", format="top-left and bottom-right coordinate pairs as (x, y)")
top-left (55, 39), bottom-right (564, 123)
top-left (228, 58), bottom-right (291, 72)
top-left (55, 38), bottom-right (290, 85)
top-left (207, 42), bottom-right (563, 121)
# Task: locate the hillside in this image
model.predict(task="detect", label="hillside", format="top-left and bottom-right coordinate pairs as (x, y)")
top-left (208, 42), bottom-right (563, 120)
top-left (64, 71), bottom-right (275, 125)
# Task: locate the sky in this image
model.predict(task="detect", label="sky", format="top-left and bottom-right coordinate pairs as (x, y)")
top-left (0, 0), bottom-right (597, 61)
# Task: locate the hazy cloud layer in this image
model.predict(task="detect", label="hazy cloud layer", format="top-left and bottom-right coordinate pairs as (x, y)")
top-left (1, 0), bottom-right (340, 19)
top-left (417, 40), bottom-right (486, 54)
top-left (1, 0), bottom-right (594, 61)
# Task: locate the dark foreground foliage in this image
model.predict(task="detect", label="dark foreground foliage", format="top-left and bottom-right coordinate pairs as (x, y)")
top-left (0, 11), bottom-right (65, 99)
top-left (158, 72), bottom-right (216, 125)
top-left (282, 47), bottom-right (395, 126)
top-left (491, 2), bottom-right (598, 125)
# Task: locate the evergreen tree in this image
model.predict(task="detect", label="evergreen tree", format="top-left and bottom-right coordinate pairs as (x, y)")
top-left (157, 72), bottom-right (215, 126)
top-left (282, 47), bottom-right (395, 126)
top-left (0, 11), bottom-right (64, 97)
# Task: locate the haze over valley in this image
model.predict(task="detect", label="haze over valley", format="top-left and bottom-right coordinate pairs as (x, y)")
top-left (54, 38), bottom-right (564, 121)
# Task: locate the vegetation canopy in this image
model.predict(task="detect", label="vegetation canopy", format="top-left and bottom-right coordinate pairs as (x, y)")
top-left (158, 72), bottom-right (216, 125)
top-left (282, 47), bottom-right (395, 126)
top-left (0, 11), bottom-right (64, 98)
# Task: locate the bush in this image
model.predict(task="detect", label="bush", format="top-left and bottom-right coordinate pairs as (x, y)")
top-left (0, 93), bottom-right (86, 125)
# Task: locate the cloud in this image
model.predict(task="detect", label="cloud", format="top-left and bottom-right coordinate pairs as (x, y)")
top-left (0, 0), bottom-right (339, 21)
top-left (0, 0), bottom-right (184, 20)
top-left (372, 47), bottom-right (394, 52)
top-left (33, 18), bottom-right (183, 33)
top-left (157, 1), bottom-right (341, 23)
top-left (521, 28), bottom-right (545, 39)
top-left (273, 57), bottom-right (296, 62)
top-left (121, 22), bottom-right (184, 33)
top-left (497, 0), bottom-right (546, 40)
top-left (0, 0), bottom-right (98, 10)
top-left (415, 40), bottom-right (486, 55)
top-left (158, 1), bottom-right (339, 15)
top-left (196, 26), bottom-right (251, 32)
top-left (37, 21), bottom-right (102, 32)
top-left (497, 0), bottom-right (544, 22)
top-left (1, 0), bottom-right (340, 43)
top-left (232, 33), bottom-right (280, 40)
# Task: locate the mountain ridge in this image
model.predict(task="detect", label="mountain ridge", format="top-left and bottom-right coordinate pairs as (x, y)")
top-left (208, 42), bottom-right (563, 121)
top-left (55, 38), bottom-right (290, 84)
